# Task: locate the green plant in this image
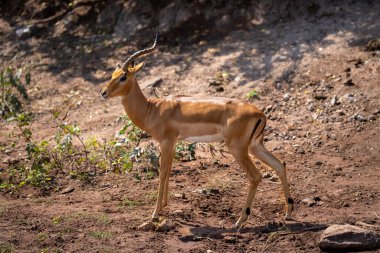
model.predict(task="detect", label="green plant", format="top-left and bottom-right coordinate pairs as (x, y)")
top-left (89, 231), bottom-right (112, 239)
top-left (0, 66), bottom-right (30, 119)
top-left (0, 242), bottom-right (15, 253)
top-left (120, 196), bottom-right (141, 208)
top-left (175, 142), bottom-right (197, 161)
top-left (247, 89), bottom-right (259, 99)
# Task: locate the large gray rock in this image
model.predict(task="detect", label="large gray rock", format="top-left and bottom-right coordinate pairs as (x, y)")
top-left (319, 224), bottom-right (380, 251)
top-left (97, 0), bottom-right (124, 32)
top-left (114, 0), bottom-right (153, 39)
top-left (158, 0), bottom-right (197, 34)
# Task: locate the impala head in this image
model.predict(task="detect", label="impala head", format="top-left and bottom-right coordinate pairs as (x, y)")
top-left (100, 35), bottom-right (157, 99)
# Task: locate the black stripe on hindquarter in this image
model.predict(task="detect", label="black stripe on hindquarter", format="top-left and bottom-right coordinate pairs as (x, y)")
top-left (249, 119), bottom-right (262, 140)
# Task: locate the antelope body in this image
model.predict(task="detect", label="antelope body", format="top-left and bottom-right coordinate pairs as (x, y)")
top-left (100, 37), bottom-right (293, 228)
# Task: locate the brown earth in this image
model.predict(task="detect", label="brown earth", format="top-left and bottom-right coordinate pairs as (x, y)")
top-left (1, 1), bottom-right (380, 252)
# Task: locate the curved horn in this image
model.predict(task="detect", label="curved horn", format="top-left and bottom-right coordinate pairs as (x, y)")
top-left (122, 33), bottom-right (158, 72)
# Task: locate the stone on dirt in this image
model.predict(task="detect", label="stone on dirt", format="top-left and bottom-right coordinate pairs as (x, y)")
top-left (319, 224), bottom-right (380, 251)
top-left (224, 236), bottom-right (237, 243)
top-left (301, 197), bottom-right (317, 207)
top-left (268, 175), bottom-right (279, 182)
top-left (138, 221), bottom-right (156, 231)
top-left (156, 219), bottom-right (176, 232)
top-left (61, 186), bottom-right (74, 194)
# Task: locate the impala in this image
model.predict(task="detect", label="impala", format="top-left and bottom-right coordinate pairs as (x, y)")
top-left (100, 36), bottom-right (293, 228)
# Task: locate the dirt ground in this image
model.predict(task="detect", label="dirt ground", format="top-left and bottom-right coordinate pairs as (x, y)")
top-left (1, 1), bottom-right (380, 252)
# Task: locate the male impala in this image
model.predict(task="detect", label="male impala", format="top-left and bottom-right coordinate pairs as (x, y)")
top-left (100, 36), bottom-right (294, 228)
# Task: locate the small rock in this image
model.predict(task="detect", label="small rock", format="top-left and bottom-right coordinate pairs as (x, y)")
top-left (313, 91), bottom-right (327, 100)
top-left (61, 186), bottom-right (74, 194)
top-left (319, 224), bottom-right (380, 251)
top-left (315, 161), bottom-right (323, 166)
top-left (27, 193), bottom-right (35, 199)
top-left (343, 203), bottom-right (350, 207)
top-left (330, 95), bottom-right (338, 106)
top-left (283, 93), bottom-right (291, 101)
top-left (344, 67), bottom-right (351, 72)
top-left (367, 38), bottom-right (380, 51)
top-left (193, 188), bottom-right (207, 194)
top-left (338, 94), bottom-right (356, 104)
top-left (264, 104), bottom-right (273, 113)
top-left (209, 188), bottom-right (220, 195)
top-left (336, 110), bottom-right (345, 116)
top-left (15, 26), bottom-right (33, 39)
top-left (224, 236), bottom-right (237, 243)
top-left (215, 87), bottom-right (224, 92)
top-left (352, 114), bottom-right (367, 122)
top-left (156, 219), bottom-right (176, 232)
top-left (301, 197), bottom-right (316, 207)
top-left (173, 209), bottom-right (183, 215)
top-left (138, 221), bottom-right (156, 231)
top-left (262, 172), bottom-right (272, 179)
top-left (206, 250), bottom-right (213, 253)
top-left (174, 193), bottom-right (186, 199)
top-left (343, 79), bottom-right (355, 86)
top-left (268, 175), bottom-right (279, 182)
top-left (297, 148), bottom-right (305, 154)
top-left (368, 114), bottom-right (376, 121)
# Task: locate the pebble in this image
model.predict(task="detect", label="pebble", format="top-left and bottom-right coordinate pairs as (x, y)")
top-left (262, 172), bottom-right (272, 178)
top-left (343, 79), bottom-right (355, 86)
top-left (193, 188), bottom-right (207, 194)
top-left (61, 186), bottom-right (75, 194)
top-left (224, 236), bottom-right (237, 243)
top-left (301, 197), bottom-right (316, 207)
top-left (330, 95), bottom-right (338, 105)
top-left (352, 114), bottom-right (367, 122)
top-left (313, 92), bottom-right (327, 100)
top-left (283, 93), bottom-right (291, 101)
top-left (338, 93), bottom-right (356, 104)
top-left (173, 209), bottom-right (183, 215)
top-left (368, 114), bottom-right (376, 121)
top-left (16, 26), bottom-right (32, 39)
top-left (174, 193), bottom-right (186, 199)
top-left (268, 175), bottom-right (279, 182)
top-left (264, 104), bottom-right (273, 113)
top-left (337, 110), bottom-right (345, 116)
top-left (297, 148), bottom-right (306, 154)
top-left (315, 161), bottom-right (323, 166)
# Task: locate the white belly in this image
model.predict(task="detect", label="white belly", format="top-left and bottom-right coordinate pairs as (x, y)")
top-left (182, 133), bottom-right (224, 143)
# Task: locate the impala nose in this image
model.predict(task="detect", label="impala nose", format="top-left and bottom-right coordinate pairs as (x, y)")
top-left (101, 90), bottom-right (107, 98)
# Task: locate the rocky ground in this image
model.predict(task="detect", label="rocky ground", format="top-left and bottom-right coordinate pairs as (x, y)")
top-left (1, 0), bottom-right (380, 252)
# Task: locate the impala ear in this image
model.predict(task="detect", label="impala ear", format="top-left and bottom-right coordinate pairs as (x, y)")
top-left (128, 62), bottom-right (145, 73)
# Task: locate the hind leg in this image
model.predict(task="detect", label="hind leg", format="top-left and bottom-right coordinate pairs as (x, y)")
top-left (250, 141), bottom-right (293, 220)
top-left (227, 142), bottom-right (262, 228)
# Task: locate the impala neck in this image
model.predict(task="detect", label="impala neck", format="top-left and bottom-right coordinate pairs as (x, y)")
top-left (121, 79), bottom-right (149, 131)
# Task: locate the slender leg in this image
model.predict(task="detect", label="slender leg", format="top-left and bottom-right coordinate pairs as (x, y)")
top-left (152, 140), bottom-right (175, 221)
top-left (250, 141), bottom-right (293, 220)
top-left (228, 143), bottom-right (262, 229)
top-left (162, 165), bottom-right (172, 207)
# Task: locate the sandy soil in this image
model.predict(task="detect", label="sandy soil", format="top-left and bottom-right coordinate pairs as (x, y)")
top-left (1, 1), bottom-right (380, 252)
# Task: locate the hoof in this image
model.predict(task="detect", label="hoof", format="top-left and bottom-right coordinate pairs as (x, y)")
top-left (151, 215), bottom-right (160, 222)
top-left (234, 217), bottom-right (247, 230)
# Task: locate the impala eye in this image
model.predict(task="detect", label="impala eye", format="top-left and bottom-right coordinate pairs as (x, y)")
top-left (119, 75), bottom-right (127, 82)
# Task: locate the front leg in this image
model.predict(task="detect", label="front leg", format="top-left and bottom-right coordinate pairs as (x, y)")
top-left (152, 139), bottom-right (175, 221)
